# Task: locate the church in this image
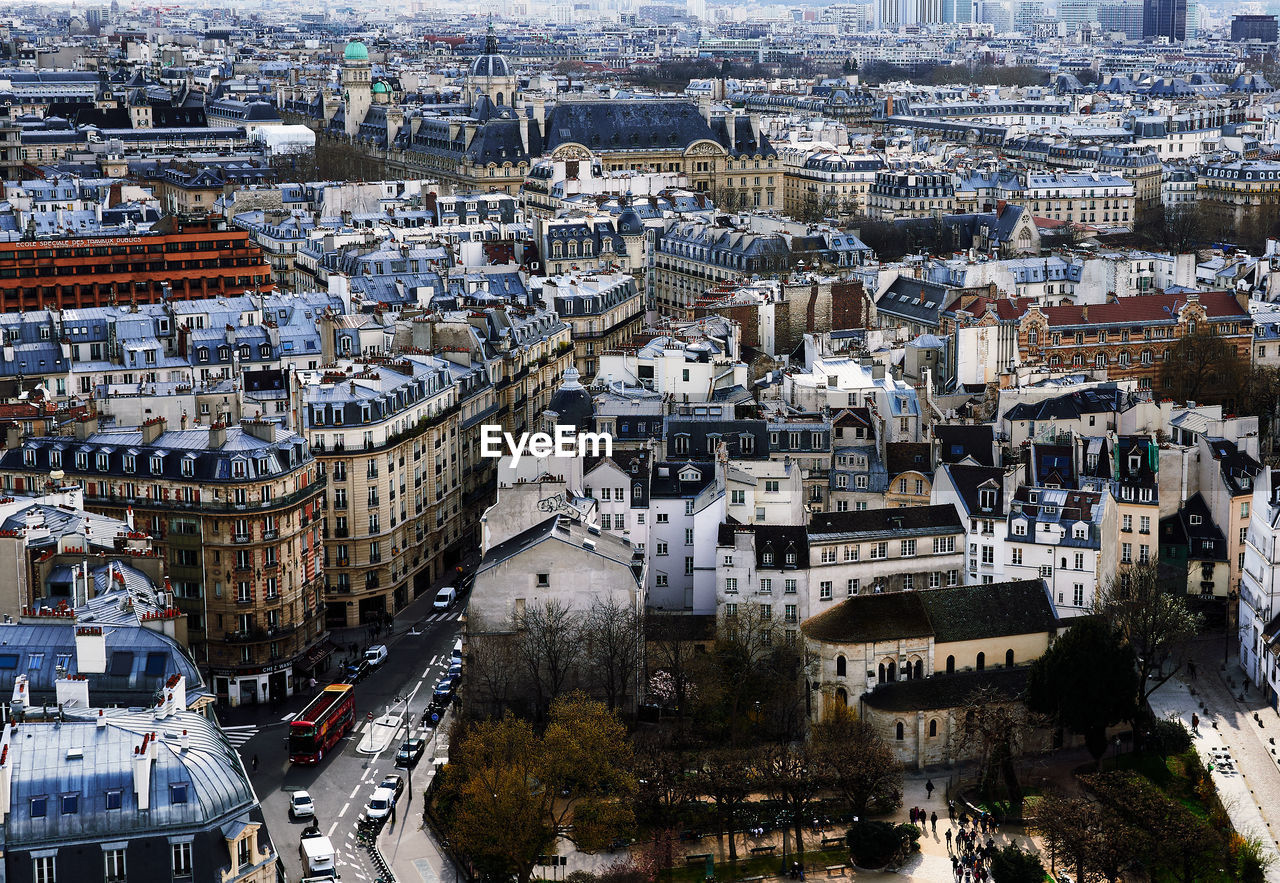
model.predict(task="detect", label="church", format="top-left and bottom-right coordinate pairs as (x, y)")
top-left (279, 27), bottom-right (780, 207)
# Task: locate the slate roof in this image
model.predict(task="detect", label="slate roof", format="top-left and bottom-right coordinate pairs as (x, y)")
top-left (1038, 291), bottom-right (1248, 327)
top-left (863, 666), bottom-right (1030, 712)
top-left (919, 581), bottom-right (1057, 643)
top-left (801, 591), bottom-right (933, 644)
top-left (886, 442), bottom-right (933, 479)
top-left (935, 424), bottom-right (995, 466)
top-left (809, 504), bottom-right (963, 538)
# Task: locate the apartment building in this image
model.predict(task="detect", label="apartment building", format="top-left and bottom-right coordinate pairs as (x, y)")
top-left (301, 355), bottom-right (468, 628)
top-left (0, 416), bottom-right (326, 706)
top-left (866, 171), bottom-right (955, 220)
top-left (542, 272), bottom-right (644, 380)
top-left (1025, 171), bottom-right (1136, 229)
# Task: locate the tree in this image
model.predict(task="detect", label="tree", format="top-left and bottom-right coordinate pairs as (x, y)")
top-left (645, 611), bottom-right (703, 720)
top-left (1032, 791), bottom-right (1137, 883)
top-left (762, 742), bottom-right (827, 861)
top-left (1096, 563), bottom-right (1202, 714)
top-left (1134, 202), bottom-right (1201, 253)
top-left (1158, 328), bottom-right (1249, 409)
top-left (1027, 619), bottom-right (1139, 765)
top-left (950, 686), bottom-right (1046, 816)
top-left (464, 614), bottom-right (522, 718)
top-left (989, 845), bottom-right (1046, 883)
top-left (443, 695), bottom-right (635, 879)
top-left (633, 731), bottom-right (695, 823)
top-left (812, 704), bottom-right (903, 817)
top-left (582, 597), bottom-right (643, 712)
top-left (518, 600), bottom-right (585, 720)
top-left (697, 746), bottom-right (761, 866)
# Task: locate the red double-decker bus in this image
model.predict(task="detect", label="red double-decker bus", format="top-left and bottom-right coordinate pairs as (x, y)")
top-left (289, 684), bottom-right (356, 764)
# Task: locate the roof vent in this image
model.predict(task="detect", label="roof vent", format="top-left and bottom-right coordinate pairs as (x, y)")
top-left (65, 748), bottom-right (83, 760)
top-left (582, 539), bottom-right (596, 551)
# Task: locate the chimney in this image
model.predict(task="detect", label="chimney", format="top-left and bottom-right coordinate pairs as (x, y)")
top-left (208, 422), bottom-right (227, 448)
top-left (141, 416), bottom-right (166, 445)
top-left (75, 626), bottom-right (106, 674)
top-left (0, 727), bottom-right (11, 818)
top-left (180, 728), bottom-right (189, 752)
top-left (9, 676), bottom-right (26, 721)
top-left (72, 414), bottom-right (99, 441)
top-left (132, 736), bottom-right (153, 811)
top-left (97, 709), bottom-right (106, 729)
top-left (241, 419), bottom-right (275, 443)
top-left (55, 676), bottom-right (90, 710)
top-left (726, 112), bottom-right (736, 147)
top-left (167, 674), bottom-right (186, 713)
top-left (1080, 305), bottom-right (1088, 322)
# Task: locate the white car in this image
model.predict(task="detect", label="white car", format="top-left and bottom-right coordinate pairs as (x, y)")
top-left (289, 790), bottom-right (315, 819)
top-left (433, 587), bottom-right (457, 610)
top-left (366, 785), bottom-right (397, 820)
top-left (364, 644), bottom-right (388, 667)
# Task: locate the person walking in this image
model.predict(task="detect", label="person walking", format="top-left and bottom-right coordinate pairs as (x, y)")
top-left (250, 754), bottom-right (258, 772)
top-left (1191, 712), bottom-right (1200, 735)
top-left (926, 778), bottom-right (935, 800)
top-left (945, 828), bottom-right (953, 852)
top-left (931, 811), bottom-right (938, 834)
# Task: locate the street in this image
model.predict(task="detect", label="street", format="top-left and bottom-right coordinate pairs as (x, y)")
top-left (219, 591), bottom-right (466, 883)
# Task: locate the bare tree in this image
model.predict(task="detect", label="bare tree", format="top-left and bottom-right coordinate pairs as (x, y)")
top-left (812, 704), bottom-right (903, 817)
top-left (950, 685), bottom-right (1047, 817)
top-left (645, 611), bottom-right (705, 719)
top-left (464, 613), bottom-right (523, 718)
top-left (762, 742), bottom-right (828, 862)
top-left (697, 746), bottom-right (762, 866)
top-left (1096, 563), bottom-right (1202, 713)
top-left (518, 600), bottom-right (585, 721)
top-left (582, 597), bottom-right (643, 712)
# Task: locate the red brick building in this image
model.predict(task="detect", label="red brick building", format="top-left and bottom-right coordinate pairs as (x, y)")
top-left (1017, 291), bottom-right (1251, 390)
top-left (0, 217), bottom-right (273, 311)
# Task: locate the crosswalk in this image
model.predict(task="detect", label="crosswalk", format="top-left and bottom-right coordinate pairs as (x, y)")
top-left (222, 724), bottom-right (259, 749)
top-left (422, 611), bottom-right (459, 623)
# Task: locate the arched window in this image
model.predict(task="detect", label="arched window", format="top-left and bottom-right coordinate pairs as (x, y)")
top-left (914, 659), bottom-right (923, 680)
top-left (929, 719), bottom-right (938, 737)
top-left (835, 686), bottom-right (848, 707)
top-left (887, 660), bottom-right (896, 681)
top-left (946, 655), bottom-right (955, 675)
top-left (567, 240), bottom-right (578, 258)
top-left (1006, 649), bottom-right (1015, 668)
top-left (836, 655), bottom-right (847, 677)
top-left (976, 652), bottom-right (986, 671)
top-left (895, 722), bottom-right (905, 741)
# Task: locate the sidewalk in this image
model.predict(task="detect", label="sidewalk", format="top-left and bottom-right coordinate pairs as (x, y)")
top-left (359, 713), bottom-right (404, 755)
top-left (1149, 637), bottom-right (1280, 883)
top-left (377, 709), bottom-right (458, 883)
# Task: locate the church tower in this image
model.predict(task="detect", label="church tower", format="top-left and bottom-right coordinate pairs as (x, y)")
top-left (465, 21), bottom-right (517, 109)
top-left (342, 39), bottom-right (372, 138)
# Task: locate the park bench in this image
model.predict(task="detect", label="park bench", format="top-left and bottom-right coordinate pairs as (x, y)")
top-left (824, 865), bottom-right (849, 877)
top-left (820, 837), bottom-right (844, 849)
top-left (749, 846), bottom-right (777, 856)
top-left (685, 854), bottom-right (713, 866)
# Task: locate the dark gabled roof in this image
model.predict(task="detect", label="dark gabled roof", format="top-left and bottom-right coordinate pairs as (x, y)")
top-left (886, 442), bottom-right (933, 479)
top-left (717, 523), bottom-right (810, 569)
top-left (650, 461), bottom-right (716, 498)
top-left (1004, 387), bottom-right (1127, 422)
top-left (801, 591), bottom-right (933, 644)
top-left (1159, 493), bottom-right (1227, 562)
top-left (808, 504), bottom-right (962, 538)
top-left (935, 424), bottom-right (995, 466)
top-left (863, 666), bottom-right (1030, 712)
top-left (938, 463), bottom-right (1007, 516)
top-left (920, 580), bottom-right (1056, 643)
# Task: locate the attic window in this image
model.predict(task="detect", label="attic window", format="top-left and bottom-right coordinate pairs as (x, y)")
top-left (1190, 514), bottom-right (1203, 524)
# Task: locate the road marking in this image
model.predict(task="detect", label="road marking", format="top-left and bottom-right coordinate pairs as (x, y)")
top-left (327, 820), bottom-right (339, 837)
top-left (221, 725), bottom-right (258, 748)
top-left (349, 783), bottom-right (361, 799)
top-left (339, 801), bottom-right (350, 817)
top-left (280, 712), bottom-right (297, 722)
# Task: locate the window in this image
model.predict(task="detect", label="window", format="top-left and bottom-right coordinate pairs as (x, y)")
top-left (784, 604), bottom-right (797, 622)
top-left (836, 655), bottom-right (846, 677)
top-left (976, 652), bottom-right (985, 671)
top-left (1011, 548), bottom-right (1023, 565)
top-left (981, 546), bottom-right (994, 565)
top-left (896, 722), bottom-right (905, 740)
top-left (725, 578), bottom-right (738, 594)
top-left (1242, 502), bottom-right (1251, 518)
top-left (870, 542), bottom-right (887, 559)
top-left (847, 578), bottom-right (859, 595)
top-left (655, 574), bottom-right (668, 587)
top-left (731, 490), bottom-right (745, 505)
top-left (1039, 565), bottom-right (1053, 578)
top-left (685, 557), bottom-right (693, 575)
top-left (901, 539), bottom-right (916, 557)
top-left (1122, 514), bottom-right (1132, 532)
top-left (656, 542), bottom-right (668, 556)
top-left (1121, 543), bottom-right (1132, 564)
top-left (933, 536), bottom-right (955, 553)
top-left (759, 578), bottom-right (772, 593)
top-left (765, 480), bottom-right (779, 493)
top-left (171, 842), bottom-right (192, 878)
top-left (237, 839), bottom-right (251, 869)
top-left (61, 794), bottom-right (78, 814)
top-left (1073, 584), bottom-right (1085, 607)
top-left (785, 579), bottom-right (797, 594)
top-left (820, 581), bottom-right (832, 600)
top-left (947, 570), bottom-right (959, 586)
top-left (31, 796), bottom-right (47, 818)
top-left (104, 849), bottom-right (126, 883)
top-left (1074, 552), bottom-right (1084, 570)
top-left (34, 857), bottom-right (55, 883)
top-left (725, 603), bottom-right (738, 618)
top-left (105, 790), bottom-right (122, 810)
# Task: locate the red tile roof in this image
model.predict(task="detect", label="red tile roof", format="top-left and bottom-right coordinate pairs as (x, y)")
top-left (1039, 291), bottom-right (1248, 327)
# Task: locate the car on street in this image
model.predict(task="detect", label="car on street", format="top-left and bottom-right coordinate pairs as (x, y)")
top-left (365, 785), bottom-right (397, 820)
top-left (379, 774), bottom-right (405, 801)
top-left (289, 790), bottom-right (315, 820)
top-left (433, 587), bottom-right (457, 610)
top-left (432, 673), bottom-right (456, 705)
top-left (343, 660), bottom-right (369, 683)
top-left (396, 738), bottom-right (426, 768)
top-left (448, 660), bottom-right (462, 679)
top-left (364, 644), bottom-right (388, 667)
top-left (451, 637), bottom-right (463, 664)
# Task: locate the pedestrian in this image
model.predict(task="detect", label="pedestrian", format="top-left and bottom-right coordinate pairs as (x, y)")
top-left (1188, 659), bottom-right (1197, 680)
top-left (946, 828), bottom-right (953, 852)
top-left (1192, 712), bottom-right (1200, 734)
top-left (926, 778), bottom-right (935, 799)
top-left (251, 754), bottom-right (258, 772)
top-left (910, 806), bottom-right (918, 824)
top-left (390, 804), bottom-right (396, 826)
top-left (931, 811), bottom-right (938, 834)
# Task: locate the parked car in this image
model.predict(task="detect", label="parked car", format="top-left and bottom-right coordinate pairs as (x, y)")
top-left (364, 644), bottom-right (388, 667)
top-left (432, 673), bottom-right (457, 705)
top-left (289, 790), bottom-right (315, 820)
top-left (447, 660), bottom-right (462, 679)
top-left (379, 774), bottom-right (405, 801)
top-left (344, 660), bottom-right (370, 683)
top-left (451, 637), bottom-right (463, 664)
top-left (365, 786), bottom-right (397, 820)
top-left (396, 738), bottom-right (426, 768)
top-left (433, 587), bottom-right (457, 610)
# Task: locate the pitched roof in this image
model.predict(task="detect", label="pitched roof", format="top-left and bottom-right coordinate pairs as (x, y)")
top-left (920, 580), bottom-right (1056, 643)
top-left (1038, 291), bottom-right (1248, 327)
top-left (808, 504), bottom-right (963, 538)
top-left (801, 592), bottom-right (933, 644)
top-left (863, 666), bottom-right (1029, 712)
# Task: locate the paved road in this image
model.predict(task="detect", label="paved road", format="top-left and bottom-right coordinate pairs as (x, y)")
top-left (218, 590), bottom-right (468, 882)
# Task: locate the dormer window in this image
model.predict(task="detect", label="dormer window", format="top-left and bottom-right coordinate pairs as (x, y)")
top-left (785, 551), bottom-right (796, 565)
top-left (151, 455), bottom-right (164, 474)
top-left (979, 488), bottom-right (996, 510)
top-left (181, 458), bottom-right (194, 477)
top-left (763, 552), bottom-right (774, 566)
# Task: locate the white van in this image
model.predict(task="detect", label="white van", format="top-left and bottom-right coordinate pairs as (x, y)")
top-left (451, 637), bottom-right (463, 664)
top-left (433, 587), bottom-right (457, 610)
top-left (363, 644), bottom-right (388, 667)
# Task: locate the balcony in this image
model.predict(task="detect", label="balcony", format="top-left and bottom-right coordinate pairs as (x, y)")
top-left (233, 563), bottom-right (253, 574)
top-left (263, 530), bottom-right (279, 541)
top-left (232, 533), bottom-right (251, 544)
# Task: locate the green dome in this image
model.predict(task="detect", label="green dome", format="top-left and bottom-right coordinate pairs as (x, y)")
top-left (344, 40), bottom-right (368, 61)
top-left (372, 81), bottom-right (388, 94)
